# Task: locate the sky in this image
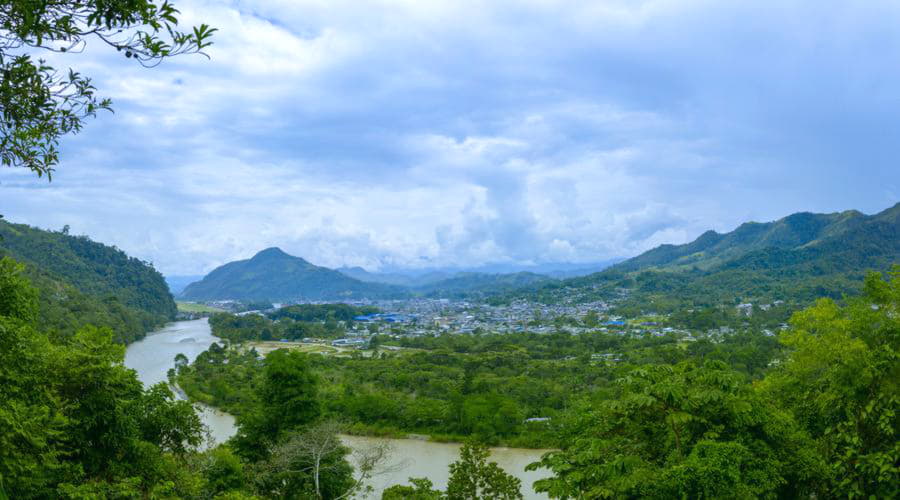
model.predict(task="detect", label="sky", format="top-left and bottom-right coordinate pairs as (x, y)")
top-left (1, 0), bottom-right (899, 275)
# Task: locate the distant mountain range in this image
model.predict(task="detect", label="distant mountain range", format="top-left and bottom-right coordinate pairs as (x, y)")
top-left (413, 271), bottom-right (555, 297)
top-left (177, 203), bottom-right (898, 304)
top-left (337, 260), bottom-right (619, 284)
top-left (180, 248), bottom-right (407, 301)
top-left (179, 247), bottom-right (567, 301)
top-left (336, 267), bottom-right (454, 287)
top-left (550, 202), bottom-right (900, 306)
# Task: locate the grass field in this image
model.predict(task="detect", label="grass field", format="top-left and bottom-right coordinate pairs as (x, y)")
top-left (176, 301), bottom-right (227, 313)
top-left (247, 341), bottom-right (341, 356)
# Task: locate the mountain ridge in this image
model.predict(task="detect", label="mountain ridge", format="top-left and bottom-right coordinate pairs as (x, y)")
top-left (182, 250), bottom-right (565, 301)
top-left (549, 202), bottom-right (900, 307)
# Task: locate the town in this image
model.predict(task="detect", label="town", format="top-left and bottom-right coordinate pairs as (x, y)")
top-left (183, 292), bottom-right (791, 353)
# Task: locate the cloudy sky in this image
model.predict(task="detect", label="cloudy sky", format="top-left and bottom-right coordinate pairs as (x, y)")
top-left (1, 0), bottom-right (898, 275)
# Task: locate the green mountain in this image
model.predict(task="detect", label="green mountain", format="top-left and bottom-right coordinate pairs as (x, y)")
top-left (336, 266), bottom-right (454, 287)
top-left (536, 203), bottom-right (900, 308)
top-left (416, 271), bottom-right (557, 298)
top-left (180, 247), bottom-right (407, 301)
top-left (0, 219), bottom-right (176, 342)
top-left (337, 266), bottom-right (557, 297)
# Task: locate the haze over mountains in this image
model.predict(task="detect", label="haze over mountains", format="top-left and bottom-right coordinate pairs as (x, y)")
top-left (176, 203), bottom-right (899, 303)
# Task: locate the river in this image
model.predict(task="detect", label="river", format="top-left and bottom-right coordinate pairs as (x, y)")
top-left (124, 319), bottom-right (552, 499)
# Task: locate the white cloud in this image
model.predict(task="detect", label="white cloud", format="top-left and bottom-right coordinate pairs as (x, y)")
top-left (2, 0), bottom-right (899, 275)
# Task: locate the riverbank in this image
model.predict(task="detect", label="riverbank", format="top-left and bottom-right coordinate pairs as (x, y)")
top-left (338, 421), bottom-right (556, 450)
top-left (126, 319), bottom-right (553, 499)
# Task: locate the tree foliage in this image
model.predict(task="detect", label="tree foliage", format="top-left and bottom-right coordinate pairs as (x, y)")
top-left (230, 349), bottom-right (321, 462)
top-left (0, 257), bottom-right (206, 497)
top-left (529, 268), bottom-right (899, 499)
top-left (381, 443), bottom-right (522, 500)
top-left (760, 267), bottom-right (900, 498)
top-left (446, 442), bottom-right (523, 500)
top-left (1, 0), bottom-right (215, 177)
top-left (529, 360), bottom-right (824, 499)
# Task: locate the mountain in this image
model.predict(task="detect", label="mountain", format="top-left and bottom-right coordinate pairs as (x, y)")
top-left (415, 271), bottom-right (557, 298)
top-left (540, 262), bottom-right (622, 279)
top-left (336, 267), bottom-right (454, 287)
top-left (181, 248), bottom-right (407, 301)
top-left (613, 209), bottom-right (869, 273)
top-left (0, 219), bottom-right (176, 342)
top-left (539, 203), bottom-right (900, 307)
top-left (337, 260), bottom-right (619, 286)
top-left (165, 274), bottom-right (205, 295)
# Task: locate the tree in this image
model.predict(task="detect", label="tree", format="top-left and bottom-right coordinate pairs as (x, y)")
top-left (232, 349), bottom-right (321, 461)
top-left (446, 442), bottom-right (523, 500)
top-left (138, 382), bottom-right (204, 455)
top-left (583, 310), bottom-right (600, 328)
top-left (174, 352), bottom-right (189, 370)
top-left (261, 349), bottom-right (321, 433)
top-left (0, 256), bottom-right (37, 321)
top-left (382, 477), bottom-right (443, 500)
top-left (256, 421), bottom-right (395, 500)
top-left (202, 446), bottom-right (247, 497)
top-left (529, 361), bottom-right (823, 499)
top-left (760, 268), bottom-right (900, 498)
top-left (0, 257), bottom-right (207, 497)
top-left (0, 258), bottom-right (63, 497)
top-left (1, 0), bottom-right (216, 178)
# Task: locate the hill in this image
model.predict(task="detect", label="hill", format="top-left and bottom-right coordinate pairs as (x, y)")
top-left (0, 220), bottom-right (176, 342)
top-left (415, 271), bottom-right (557, 298)
top-left (180, 248), bottom-right (407, 301)
top-left (337, 266), bottom-right (558, 296)
top-left (337, 260), bottom-right (617, 286)
top-left (337, 266), bottom-right (454, 287)
top-left (524, 203), bottom-right (900, 309)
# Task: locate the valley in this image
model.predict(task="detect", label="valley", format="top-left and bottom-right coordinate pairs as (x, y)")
top-left (2, 4), bottom-right (898, 497)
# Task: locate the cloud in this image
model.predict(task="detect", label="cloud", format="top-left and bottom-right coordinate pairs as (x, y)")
top-left (2, 0), bottom-right (899, 274)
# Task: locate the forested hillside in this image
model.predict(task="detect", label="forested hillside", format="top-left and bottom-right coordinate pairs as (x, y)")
top-left (0, 220), bottom-right (176, 343)
top-left (523, 203), bottom-right (900, 309)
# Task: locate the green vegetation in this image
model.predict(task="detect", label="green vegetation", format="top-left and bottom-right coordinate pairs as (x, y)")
top-left (0, 257), bottom-right (206, 497)
top-left (179, 340), bottom-right (528, 499)
top-left (175, 268), bottom-right (899, 498)
top-left (414, 272), bottom-right (557, 299)
top-left (0, 256), bottom-right (404, 499)
top-left (181, 247), bottom-right (407, 301)
top-left (528, 268), bottom-right (899, 499)
top-left (176, 301), bottom-right (227, 314)
top-left (270, 303), bottom-right (380, 322)
top-left (0, 220), bottom-right (176, 343)
top-left (178, 307), bottom-right (786, 448)
top-left (512, 204), bottom-right (900, 313)
top-left (208, 303), bottom-right (380, 343)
